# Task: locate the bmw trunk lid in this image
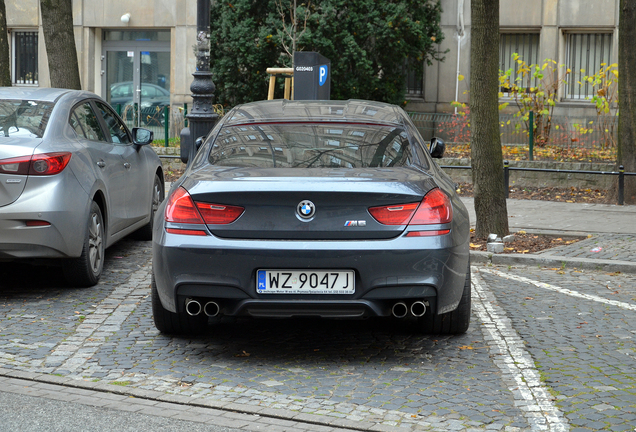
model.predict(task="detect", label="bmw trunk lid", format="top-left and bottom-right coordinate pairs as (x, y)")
top-left (0, 139), bottom-right (38, 207)
top-left (182, 167), bottom-right (438, 240)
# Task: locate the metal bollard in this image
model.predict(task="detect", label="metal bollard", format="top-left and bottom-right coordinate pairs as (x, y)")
top-left (164, 105), bottom-right (169, 147)
top-left (503, 160), bottom-right (510, 198)
top-left (619, 165), bottom-right (624, 206)
top-left (528, 111), bottom-right (534, 161)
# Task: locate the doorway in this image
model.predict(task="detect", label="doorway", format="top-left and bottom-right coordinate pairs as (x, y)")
top-left (102, 31), bottom-right (170, 128)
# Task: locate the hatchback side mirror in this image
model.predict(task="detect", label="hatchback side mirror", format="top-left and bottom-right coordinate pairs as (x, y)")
top-left (132, 127), bottom-right (154, 146)
top-left (429, 137), bottom-right (445, 159)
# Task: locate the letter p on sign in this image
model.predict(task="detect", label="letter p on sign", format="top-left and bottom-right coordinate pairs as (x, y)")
top-left (319, 65), bottom-right (328, 86)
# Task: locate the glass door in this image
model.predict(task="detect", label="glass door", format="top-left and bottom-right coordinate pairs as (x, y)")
top-left (138, 51), bottom-right (171, 132)
top-left (105, 50), bottom-right (136, 125)
top-left (102, 31), bottom-right (170, 131)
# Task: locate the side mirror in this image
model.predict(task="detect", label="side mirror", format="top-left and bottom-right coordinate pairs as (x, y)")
top-left (429, 137), bottom-right (445, 159)
top-left (132, 127), bottom-right (154, 146)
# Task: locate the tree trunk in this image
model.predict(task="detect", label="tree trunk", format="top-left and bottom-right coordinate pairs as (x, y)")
top-left (470, 0), bottom-right (509, 238)
top-left (0, 0), bottom-right (11, 86)
top-left (40, 0), bottom-right (81, 89)
top-left (619, 0), bottom-right (636, 204)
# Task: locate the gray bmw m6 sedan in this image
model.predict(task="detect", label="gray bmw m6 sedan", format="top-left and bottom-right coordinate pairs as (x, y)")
top-left (152, 99), bottom-right (470, 335)
top-left (0, 87), bottom-right (164, 286)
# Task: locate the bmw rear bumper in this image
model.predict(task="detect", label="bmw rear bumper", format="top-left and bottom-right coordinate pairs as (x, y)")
top-left (152, 222), bottom-right (469, 318)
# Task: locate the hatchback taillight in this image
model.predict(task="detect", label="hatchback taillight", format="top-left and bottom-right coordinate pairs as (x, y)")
top-left (369, 188), bottom-right (453, 228)
top-left (0, 152), bottom-right (72, 175)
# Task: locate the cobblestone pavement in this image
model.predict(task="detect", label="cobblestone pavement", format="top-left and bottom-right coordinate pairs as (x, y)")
top-left (536, 234), bottom-right (636, 262)
top-left (1, 238), bottom-right (636, 431)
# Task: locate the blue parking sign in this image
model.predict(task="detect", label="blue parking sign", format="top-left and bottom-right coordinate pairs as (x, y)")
top-left (319, 65), bottom-right (328, 87)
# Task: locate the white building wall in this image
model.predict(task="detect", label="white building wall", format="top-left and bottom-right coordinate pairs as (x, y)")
top-left (407, 0), bottom-right (620, 116)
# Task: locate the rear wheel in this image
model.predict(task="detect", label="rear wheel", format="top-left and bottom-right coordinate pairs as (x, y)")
top-left (419, 261), bottom-right (471, 335)
top-left (133, 174), bottom-right (163, 241)
top-left (151, 275), bottom-right (208, 335)
top-left (64, 201), bottom-right (104, 287)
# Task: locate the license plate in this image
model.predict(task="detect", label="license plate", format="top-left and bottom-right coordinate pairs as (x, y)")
top-left (257, 270), bottom-right (355, 294)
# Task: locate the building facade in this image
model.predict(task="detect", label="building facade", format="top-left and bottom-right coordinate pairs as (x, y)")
top-left (4, 0), bottom-right (620, 119)
top-left (407, 0), bottom-right (619, 117)
top-left (5, 0), bottom-right (199, 114)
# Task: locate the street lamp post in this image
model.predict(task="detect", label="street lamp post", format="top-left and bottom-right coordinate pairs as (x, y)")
top-left (180, 0), bottom-right (219, 164)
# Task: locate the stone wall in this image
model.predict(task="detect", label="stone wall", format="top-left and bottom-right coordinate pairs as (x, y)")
top-left (437, 158), bottom-right (619, 190)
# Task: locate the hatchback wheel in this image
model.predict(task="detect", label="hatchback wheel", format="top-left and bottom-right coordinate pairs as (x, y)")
top-left (134, 174), bottom-right (163, 240)
top-left (64, 201), bottom-right (104, 287)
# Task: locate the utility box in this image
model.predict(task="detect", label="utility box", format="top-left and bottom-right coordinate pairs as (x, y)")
top-left (293, 52), bottom-right (331, 100)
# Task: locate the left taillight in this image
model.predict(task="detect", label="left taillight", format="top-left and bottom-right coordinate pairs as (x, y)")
top-left (164, 187), bottom-right (244, 235)
top-left (165, 187), bottom-right (205, 224)
top-left (0, 152), bottom-right (72, 175)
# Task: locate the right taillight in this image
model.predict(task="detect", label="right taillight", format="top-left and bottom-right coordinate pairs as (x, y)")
top-left (409, 188), bottom-right (453, 225)
top-left (164, 187), bottom-right (244, 235)
top-left (368, 188), bottom-right (452, 237)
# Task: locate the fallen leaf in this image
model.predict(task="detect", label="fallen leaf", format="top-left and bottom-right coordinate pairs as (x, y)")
top-left (525, 297), bottom-right (534, 300)
top-left (459, 346), bottom-right (474, 350)
top-left (235, 350), bottom-right (251, 357)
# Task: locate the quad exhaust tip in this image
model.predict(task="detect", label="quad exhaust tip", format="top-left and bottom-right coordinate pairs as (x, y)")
top-left (392, 301), bottom-right (427, 318)
top-left (204, 301), bottom-right (220, 317)
top-left (392, 302), bottom-right (408, 318)
top-left (185, 299), bottom-right (202, 316)
top-left (410, 301), bottom-right (426, 317)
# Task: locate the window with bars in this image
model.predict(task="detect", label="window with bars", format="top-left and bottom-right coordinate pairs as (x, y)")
top-left (500, 33), bottom-right (540, 93)
top-left (405, 68), bottom-right (423, 97)
top-left (564, 33), bottom-right (612, 99)
top-left (404, 60), bottom-right (424, 97)
top-left (13, 31), bottom-right (39, 85)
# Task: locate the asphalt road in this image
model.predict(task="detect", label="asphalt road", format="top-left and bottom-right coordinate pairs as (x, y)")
top-left (0, 390), bottom-right (243, 432)
top-left (1, 237), bottom-right (636, 431)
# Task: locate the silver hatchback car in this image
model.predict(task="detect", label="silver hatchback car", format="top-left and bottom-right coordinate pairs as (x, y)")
top-left (0, 87), bottom-right (164, 286)
top-left (152, 99), bottom-right (470, 335)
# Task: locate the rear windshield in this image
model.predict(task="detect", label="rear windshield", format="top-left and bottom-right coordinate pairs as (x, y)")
top-left (208, 123), bottom-right (415, 169)
top-left (0, 99), bottom-right (54, 138)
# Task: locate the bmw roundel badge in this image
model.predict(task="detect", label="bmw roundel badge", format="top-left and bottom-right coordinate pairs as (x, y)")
top-left (297, 200), bottom-right (316, 219)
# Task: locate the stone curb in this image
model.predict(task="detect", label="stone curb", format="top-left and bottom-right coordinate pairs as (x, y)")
top-left (0, 366), bottom-right (369, 432)
top-left (470, 250), bottom-right (636, 273)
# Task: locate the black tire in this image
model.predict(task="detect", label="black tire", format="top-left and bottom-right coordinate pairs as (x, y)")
top-left (64, 201), bottom-right (105, 287)
top-left (419, 261), bottom-right (471, 335)
top-left (151, 275), bottom-right (208, 335)
top-left (133, 174), bottom-right (163, 241)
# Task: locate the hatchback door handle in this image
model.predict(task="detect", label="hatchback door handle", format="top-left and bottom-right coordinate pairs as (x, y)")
top-left (96, 160), bottom-right (106, 168)
top-left (123, 162), bottom-right (131, 169)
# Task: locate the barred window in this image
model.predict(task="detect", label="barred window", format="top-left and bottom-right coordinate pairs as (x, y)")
top-left (13, 31), bottom-right (39, 85)
top-left (405, 66), bottom-right (423, 97)
top-left (500, 33), bottom-right (540, 93)
top-left (564, 33), bottom-right (612, 99)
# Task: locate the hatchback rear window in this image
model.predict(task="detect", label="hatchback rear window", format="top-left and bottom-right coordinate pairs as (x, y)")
top-left (0, 99), bottom-right (54, 138)
top-left (208, 123), bottom-right (414, 169)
